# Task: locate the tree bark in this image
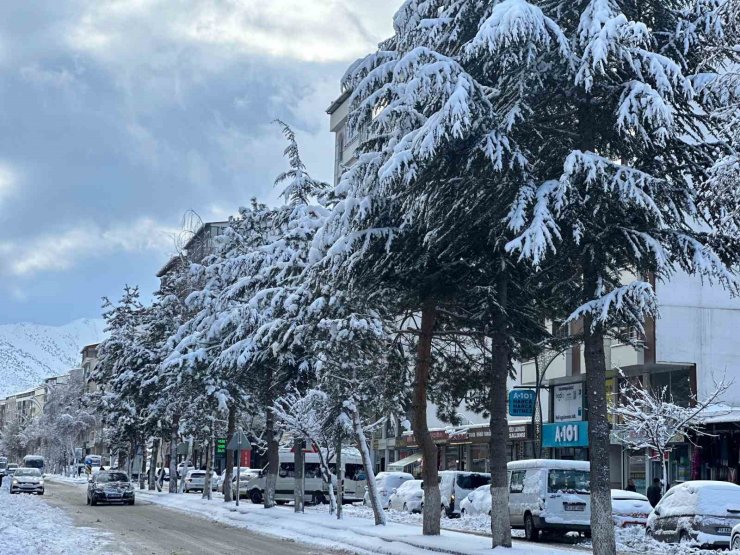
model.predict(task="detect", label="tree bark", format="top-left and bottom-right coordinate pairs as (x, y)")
top-left (138, 439), bottom-right (147, 490)
top-left (294, 437), bottom-right (305, 513)
top-left (350, 402), bottom-right (386, 525)
top-left (149, 437), bottom-right (160, 491)
top-left (203, 431), bottom-right (214, 500)
top-left (583, 273), bottom-right (617, 555)
top-left (224, 405), bottom-right (236, 503)
top-left (412, 298), bottom-right (441, 535)
top-left (264, 402), bottom-right (279, 508)
top-left (169, 418), bottom-right (179, 494)
top-left (335, 433), bottom-right (343, 520)
top-left (489, 276), bottom-right (513, 548)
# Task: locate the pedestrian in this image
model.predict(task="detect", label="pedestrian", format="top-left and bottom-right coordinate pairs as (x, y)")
top-left (625, 479), bottom-right (637, 492)
top-left (647, 477), bottom-right (662, 507)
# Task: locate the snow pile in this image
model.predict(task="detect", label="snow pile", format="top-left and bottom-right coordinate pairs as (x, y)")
top-left (0, 318), bottom-right (105, 398)
top-left (135, 489), bottom-right (570, 555)
top-left (0, 484), bottom-right (109, 554)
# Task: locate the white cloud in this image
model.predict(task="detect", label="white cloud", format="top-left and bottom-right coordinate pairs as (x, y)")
top-left (65, 0), bottom-right (398, 65)
top-left (0, 218), bottom-right (179, 277)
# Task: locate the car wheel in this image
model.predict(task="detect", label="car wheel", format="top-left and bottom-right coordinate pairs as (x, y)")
top-left (524, 514), bottom-right (540, 542)
top-left (91, 496), bottom-right (97, 506)
top-left (86, 494), bottom-right (90, 506)
top-left (313, 492), bottom-right (327, 505)
top-left (39, 490), bottom-right (44, 496)
top-left (129, 499), bottom-right (135, 506)
top-left (403, 502), bottom-right (408, 513)
top-left (460, 508), bottom-right (466, 517)
top-left (679, 530), bottom-right (691, 545)
top-left (732, 534), bottom-right (740, 551)
top-left (249, 489), bottom-right (263, 505)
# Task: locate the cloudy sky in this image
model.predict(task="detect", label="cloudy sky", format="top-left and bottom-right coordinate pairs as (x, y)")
top-left (0, 0), bottom-right (399, 325)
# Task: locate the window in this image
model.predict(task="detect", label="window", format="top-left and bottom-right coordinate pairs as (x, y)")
top-left (457, 474), bottom-right (490, 490)
top-left (547, 470), bottom-right (590, 494)
top-left (510, 470), bottom-right (525, 494)
top-left (279, 463), bottom-right (295, 478)
top-left (305, 463), bottom-right (322, 479)
top-left (650, 368), bottom-right (693, 407)
top-left (345, 464), bottom-right (365, 481)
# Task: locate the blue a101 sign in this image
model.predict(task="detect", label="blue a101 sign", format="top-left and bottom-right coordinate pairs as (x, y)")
top-left (508, 389), bottom-right (536, 417)
top-left (542, 421), bottom-right (589, 448)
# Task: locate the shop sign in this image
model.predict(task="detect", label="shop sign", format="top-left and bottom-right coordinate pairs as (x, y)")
top-left (215, 438), bottom-right (227, 455)
top-left (509, 425), bottom-right (528, 440)
top-left (542, 421), bottom-right (589, 448)
top-left (554, 383), bottom-right (584, 422)
top-left (509, 389), bottom-right (536, 417)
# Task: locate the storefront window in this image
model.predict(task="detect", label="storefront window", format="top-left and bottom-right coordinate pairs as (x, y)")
top-left (650, 368), bottom-right (692, 407)
top-left (470, 444), bottom-right (488, 473)
top-left (670, 444), bottom-right (691, 484)
top-left (445, 445), bottom-right (463, 470)
top-left (628, 453), bottom-right (647, 494)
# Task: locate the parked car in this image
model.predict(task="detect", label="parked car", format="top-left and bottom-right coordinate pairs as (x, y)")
top-left (508, 459), bottom-right (591, 541)
top-left (6, 463), bottom-right (19, 476)
top-left (460, 484), bottom-right (491, 517)
top-left (731, 522), bottom-right (740, 551)
top-left (177, 462), bottom-right (195, 479)
top-left (9, 468), bottom-right (44, 495)
top-left (388, 479), bottom-right (424, 513)
top-left (646, 480), bottom-right (740, 548)
top-left (364, 471), bottom-right (414, 509)
top-left (183, 470), bottom-right (219, 493)
top-left (438, 471), bottom-right (490, 517)
top-left (87, 471), bottom-right (135, 506)
top-left (217, 468), bottom-right (259, 494)
top-left (611, 489), bottom-right (652, 527)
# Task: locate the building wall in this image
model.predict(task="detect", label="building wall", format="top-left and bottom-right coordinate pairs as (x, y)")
top-left (656, 270), bottom-right (740, 405)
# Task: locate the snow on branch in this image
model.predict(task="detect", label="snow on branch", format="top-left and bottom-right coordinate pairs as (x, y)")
top-left (567, 280), bottom-right (658, 333)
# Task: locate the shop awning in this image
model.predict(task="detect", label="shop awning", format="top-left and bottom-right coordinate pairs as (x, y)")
top-left (388, 453), bottom-right (422, 471)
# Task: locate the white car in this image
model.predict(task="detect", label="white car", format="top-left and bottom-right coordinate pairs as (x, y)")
top-left (460, 484), bottom-right (491, 517)
top-left (388, 479), bottom-right (424, 513)
top-left (364, 471), bottom-right (414, 509)
top-left (177, 462), bottom-right (195, 479)
top-left (183, 470), bottom-right (218, 493)
top-left (731, 523), bottom-right (740, 551)
top-left (611, 489), bottom-right (652, 527)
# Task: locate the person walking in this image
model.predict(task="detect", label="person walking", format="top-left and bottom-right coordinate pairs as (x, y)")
top-left (625, 479), bottom-right (637, 492)
top-left (647, 477), bottom-right (662, 507)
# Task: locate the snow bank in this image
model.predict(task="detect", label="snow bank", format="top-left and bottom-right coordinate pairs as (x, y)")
top-left (135, 489), bottom-right (573, 555)
top-left (0, 483), bottom-right (109, 554)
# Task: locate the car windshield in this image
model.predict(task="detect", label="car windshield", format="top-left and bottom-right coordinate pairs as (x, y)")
top-left (14, 468), bottom-right (41, 477)
top-left (457, 474), bottom-right (490, 490)
top-left (97, 472), bottom-right (129, 483)
top-left (548, 470), bottom-right (590, 494)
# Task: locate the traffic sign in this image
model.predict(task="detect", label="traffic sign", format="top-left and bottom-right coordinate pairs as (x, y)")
top-left (227, 431), bottom-right (252, 451)
top-left (509, 389), bottom-right (536, 417)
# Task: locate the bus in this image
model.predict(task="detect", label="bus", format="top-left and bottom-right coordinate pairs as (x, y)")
top-left (23, 455), bottom-right (45, 473)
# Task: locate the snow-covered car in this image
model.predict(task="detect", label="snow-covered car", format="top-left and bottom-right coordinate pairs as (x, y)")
top-left (177, 462), bottom-right (195, 479)
top-left (646, 480), bottom-right (740, 548)
top-left (87, 471), bottom-right (135, 505)
top-left (364, 471), bottom-right (414, 509)
top-left (183, 470), bottom-right (218, 493)
top-left (438, 471), bottom-right (491, 517)
top-left (731, 523), bottom-right (740, 551)
top-left (460, 484), bottom-right (491, 517)
top-left (388, 479), bottom-right (424, 513)
top-left (9, 468), bottom-right (44, 495)
top-left (611, 489), bottom-right (652, 527)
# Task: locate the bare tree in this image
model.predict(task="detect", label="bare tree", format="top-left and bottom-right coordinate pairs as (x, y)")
top-left (611, 373), bottom-right (732, 493)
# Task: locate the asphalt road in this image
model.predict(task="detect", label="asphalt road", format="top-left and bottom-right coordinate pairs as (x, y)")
top-left (43, 480), bottom-right (341, 555)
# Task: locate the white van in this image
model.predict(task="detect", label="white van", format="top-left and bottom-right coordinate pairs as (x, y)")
top-left (438, 471), bottom-right (491, 517)
top-left (508, 459), bottom-right (591, 540)
top-left (244, 449), bottom-right (366, 505)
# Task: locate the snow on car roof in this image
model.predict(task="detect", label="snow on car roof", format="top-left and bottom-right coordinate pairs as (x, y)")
top-left (376, 471), bottom-right (414, 478)
top-left (611, 489), bottom-right (648, 501)
top-left (507, 459), bottom-right (590, 471)
top-left (674, 480), bottom-right (740, 491)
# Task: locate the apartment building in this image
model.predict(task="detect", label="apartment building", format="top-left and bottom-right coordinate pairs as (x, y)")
top-left (157, 221), bottom-right (230, 281)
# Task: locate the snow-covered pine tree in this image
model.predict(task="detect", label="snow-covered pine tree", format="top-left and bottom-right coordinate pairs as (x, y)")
top-left (317, 0), bottom-right (568, 542)
top-left (502, 2), bottom-right (740, 553)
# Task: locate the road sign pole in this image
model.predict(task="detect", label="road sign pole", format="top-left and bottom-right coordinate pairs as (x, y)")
top-left (236, 445), bottom-right (241, 507)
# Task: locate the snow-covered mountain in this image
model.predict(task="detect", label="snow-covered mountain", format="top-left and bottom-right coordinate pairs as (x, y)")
top-left (0, 318), bottom-right (106, 398)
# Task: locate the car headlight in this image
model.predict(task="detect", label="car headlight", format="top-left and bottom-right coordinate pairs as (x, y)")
top-left (12, 479), bottom-right (18, 485)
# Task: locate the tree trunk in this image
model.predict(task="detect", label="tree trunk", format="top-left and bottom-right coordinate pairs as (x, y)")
top-left (224, 405), bottom-right (236, 503)
top-left (661, 452), bottom-right (668, 495)
top-left (412, 298), bottom-right (440, 535)
top-left (349, 402), bottom-right (385, 525)
top-left (584, 309), bottom-right (617, 555)
top-left (336, 433), bottom-right (343, 520)
top-left (139, 439), bottom-right (147, 490)
top-left (489, 284), bottom-right (513, 548)
top-left (149, 437), bottom-right (160, 491)
top-left (264, 404), bottom-right (279, 508)
top-left (178, 437), bottom-right (193, 494)
top-left (294, 437), bottom-right (305, 513)
top-left (169, 419), bottom-right (179, 493)
top-left (203, 431), bottom-right (214, 500)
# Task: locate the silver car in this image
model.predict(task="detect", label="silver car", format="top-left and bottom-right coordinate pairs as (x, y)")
top-left (10, 468), bottom-right (44, 495)
top-left (183, 470), bottom-right (218, 493)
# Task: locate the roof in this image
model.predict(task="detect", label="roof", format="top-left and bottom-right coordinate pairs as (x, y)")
top-left (156, 255), bottom-right (182, 278)
top-left (388, 453), bottom-right (422, 470)
top-left (81, 343), bottom-right (100, 352)
top-left (326, 89), bottom-right (352, 115)
top-left (507, 459), bottom-right (590, 471)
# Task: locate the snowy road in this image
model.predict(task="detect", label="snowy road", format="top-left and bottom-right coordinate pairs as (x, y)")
top-left (42, 480), bottom-right (341, 555)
